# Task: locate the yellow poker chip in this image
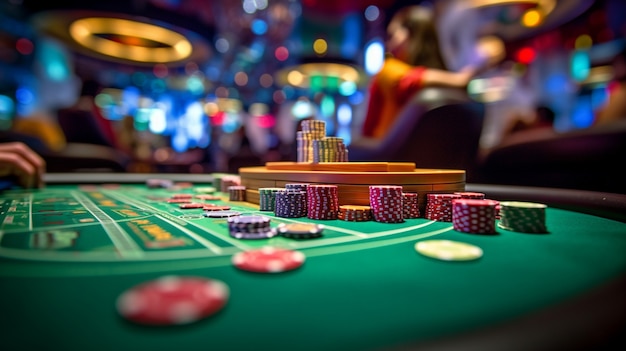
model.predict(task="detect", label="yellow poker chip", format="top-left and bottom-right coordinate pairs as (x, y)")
top-left (415, 240), bottom-right (483, 261)
top-left (277, 223), bottom-right (324, 234)
top-left (339, 205), bottom-right (371, 211)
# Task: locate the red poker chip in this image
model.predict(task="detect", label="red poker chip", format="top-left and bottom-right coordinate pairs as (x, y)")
top-left (179, 203), bottom-right (205, 209)
top-left (171, 194), bottom-right (193, 199)
top-left (203, 205), bottom-right (231, 211)
top-left (116, 276), bottom-right (229, 325)
top-left (232, 247), bottom-right (305, 273)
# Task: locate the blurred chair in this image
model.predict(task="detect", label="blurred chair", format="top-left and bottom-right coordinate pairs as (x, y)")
top-left (349, 87), bottom-right (486, 182)
top-left (476, 120), bottom-right (626, 194)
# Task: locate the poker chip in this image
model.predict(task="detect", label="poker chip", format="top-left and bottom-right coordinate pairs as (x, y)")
top-left (171, 193), bottom-right (193, 199)
top-left (167, 198), bottom-right (192, 204)
top-left (451, 199), bottom-right (498, 234)
top-left (497, 201), bottom-right (548, 233)
top-left (227, 215), bottom-right (277, 239)
top-left (338, 205), bottom-right (372, 222)
top-left (369, 185), bottom-right (404, 223)
top-left (116, 276), bottom-right (229, 325)
top-left (179, 203), bottom-right (205, 209)
top-left (230, 228), bottom-right (278, 239)
top-left (228, 185), bottom-right (247, 202)
top-left (203, 210), bottom-right (241, 218)
top-left (203, 205), bottom-right (231, 212)
top-left (232, 247), bottom-right (305, 273)
top-left (277, 223), bottom-right (324, 239)
top-left (415, 240), bottom-right (483, 261)
top-left (307, 184), bottom-right (339, 220)
top-left (425, 193), bottom-right (462, 222)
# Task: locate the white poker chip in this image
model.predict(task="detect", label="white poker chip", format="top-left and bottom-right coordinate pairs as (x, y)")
top-left (277, 223), bottom-right (324, 234)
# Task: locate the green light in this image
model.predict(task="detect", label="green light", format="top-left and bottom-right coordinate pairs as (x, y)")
top-left (326, 76), bottom-right (339, 91)
top-left (338, 81), bottom-right (357, 96)
top-left (320, 95), bottom-right (335, 117)
top-left (310, 74), bottom-right (323, 92)
top-left (571, 50), bottom-right (590, 82)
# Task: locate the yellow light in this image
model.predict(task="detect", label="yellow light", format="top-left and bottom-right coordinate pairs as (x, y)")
top-left (575, 34), bottom-right (593, 50)
top-left (522, 9), bottom-right (543, 27)
top-left (287, 70), bottom-right (304, 86)
top-left (69, 17), bottom-right (193, 63)
top-left (276, 62), bottom-right (363, 89)
top-left (313, 39), bottom-right (328, 55)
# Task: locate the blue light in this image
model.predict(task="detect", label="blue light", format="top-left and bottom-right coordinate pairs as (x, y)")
top-left (336, 126), bottom-right (351, 146)
top-left (571, 50), bottom-right (590, 82)
top-left (337, 103), bottom-right (352, 126)
top-left (37, 39), bottom-right (71, 81)
top-left (0, 95), bottom-right (15, 119)
top-left (15, 87), bottom-right (34, 104)
top-left (149, 108), bottom-right (167, 134)
top-left (365, 39), bottom-right (384, 75)
top-left (251, 19), bottom-right (268, 35)
top-left (341, 14), bottom-right (361, 57)
top-left (172, 131), bottom-right (189, 152)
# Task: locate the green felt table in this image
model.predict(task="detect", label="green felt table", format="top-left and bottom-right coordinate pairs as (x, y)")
top-left (0, 174), bottom-right (625, 351)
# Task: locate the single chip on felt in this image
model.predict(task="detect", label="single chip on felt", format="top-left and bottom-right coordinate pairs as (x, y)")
top-left (415, 240), bottom-right (483, 261)
top-left (116, 276), bottom-right (229, 325)
top-left (232, 247), bottom-right (305, 273)
top-left (179, 203), bottom-right (205, 209)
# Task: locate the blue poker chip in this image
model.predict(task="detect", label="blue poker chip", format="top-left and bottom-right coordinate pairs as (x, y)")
top-left (230, 228), bottom-right (278, 240)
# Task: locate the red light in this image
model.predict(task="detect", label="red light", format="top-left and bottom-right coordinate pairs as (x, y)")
top-left (274, 46), bottom-right (289, 61)
top-left (16, 38), bottom-right (34, 55)
top-left (153, 64), bottom-right (169, 78)
top-left (515, 47), bottom-right (536, 65)
top-left (255, 114), bottom-right (275, 128)
top-left (211, 111), bottom-right (225, 126)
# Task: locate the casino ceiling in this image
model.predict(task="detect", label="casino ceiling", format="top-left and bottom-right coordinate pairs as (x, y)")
top-left (2, 0), bottom-right (604, 106)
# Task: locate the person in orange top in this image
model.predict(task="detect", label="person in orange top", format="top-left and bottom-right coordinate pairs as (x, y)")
top-left (361, 5), bottom-right (478, 139)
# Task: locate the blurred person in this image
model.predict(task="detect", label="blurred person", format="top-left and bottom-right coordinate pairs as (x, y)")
top-left (10, 110), bottom-right (67, 152)
top-left (0, 141), bottom-right (45, 189)
top-left (56, 78), bottom-right (119, 148)
top-left (359, 5), bottom-right (481, 139)
top-left (594, 45), bottom-right (626, 126)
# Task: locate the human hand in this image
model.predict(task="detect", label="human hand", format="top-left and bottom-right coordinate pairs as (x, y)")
top-left (0, 142), bottom-right (46, 189)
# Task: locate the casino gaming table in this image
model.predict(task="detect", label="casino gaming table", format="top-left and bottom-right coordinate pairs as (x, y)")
top-left (0, 173), bottom-right (625, 351)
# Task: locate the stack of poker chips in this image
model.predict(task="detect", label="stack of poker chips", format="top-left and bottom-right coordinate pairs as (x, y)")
top-left (307, 184), bottom-right (339, 220)
top-left (274, 189), bottom-right (307, 218)
top-left (258, 187), bottom-right (282, 211)
top-left (451, 199), bottom-right (499, 234)
top-left (312, 137), bottom-right (349, 163)
top-left (220, 175), bottom-right (241, 193)
top-left (227, 215), bottom-right (277, 239)
top-left (497, 201), bottom-right (548, 233)
top-left (454, 192), bottom-right (486, 200)
top-left (338, 205), bottom-right (373, 222)
top-left (285, 183), bottom-right (309, 211)
top-left (297, 120), bottom-right (326, 162)
top-left (228, 185), bottom-right (246, 201)
top-left (369, 185), bottom-right (404, 223)
top-left (454, 191), bottom-right (501, 219)
top-left (402, 192), bottom-right (420, 218)
top-left (425, 193), bottom-right (462, 222)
